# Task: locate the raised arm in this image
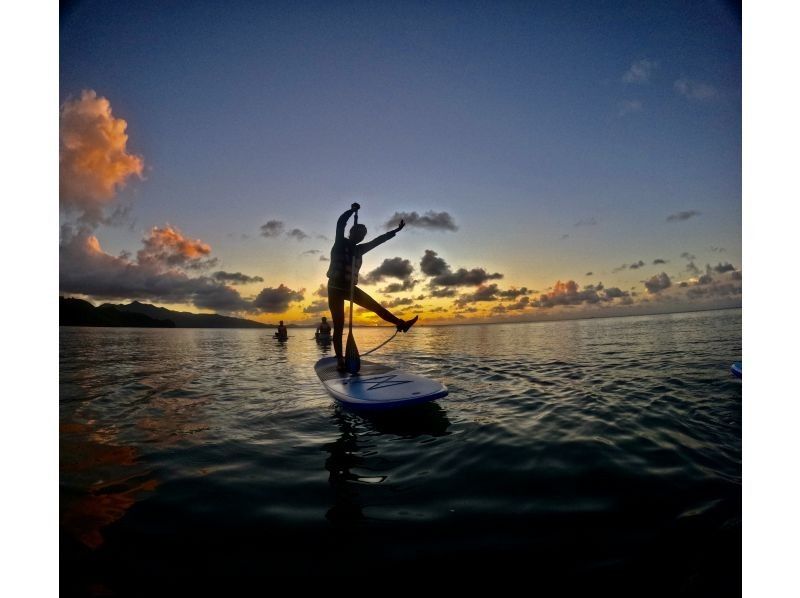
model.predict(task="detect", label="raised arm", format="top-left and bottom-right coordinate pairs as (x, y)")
top-left (335, 203), bottom-right (360, 241)
top-left (357, 219), bottom-right (406, 255)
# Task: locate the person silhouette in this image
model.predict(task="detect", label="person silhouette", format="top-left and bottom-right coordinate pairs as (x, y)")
top-left (326, 203), bottom-right (418, 371)
top-left (275, 320), bottom-right (288, 340)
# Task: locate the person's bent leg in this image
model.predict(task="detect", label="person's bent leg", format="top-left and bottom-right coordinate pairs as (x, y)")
top-left (328, 286), bottom-right (346, 359)
top-left (352, 287), bottom-right (404, 327)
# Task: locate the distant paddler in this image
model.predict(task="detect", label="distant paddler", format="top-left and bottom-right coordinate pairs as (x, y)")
top-left (274, 320), bottom-right (288, 340)
top-left (315, 316), bottom-right (331, 342)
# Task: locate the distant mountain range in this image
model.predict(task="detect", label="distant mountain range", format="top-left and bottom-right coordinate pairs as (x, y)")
top-left (60, 298), bottom-right (271, 328)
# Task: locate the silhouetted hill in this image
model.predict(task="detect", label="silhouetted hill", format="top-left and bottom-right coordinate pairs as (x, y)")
top-left (60, 297), bottom-right (176, 328)
top-left (104, 300), bottom-right (269, 328)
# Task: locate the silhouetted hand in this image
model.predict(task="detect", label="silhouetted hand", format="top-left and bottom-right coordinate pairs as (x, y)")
top-left (396, 219), bottom-right (405, 232)
top-left (351, 202), bottom-right (361, 211)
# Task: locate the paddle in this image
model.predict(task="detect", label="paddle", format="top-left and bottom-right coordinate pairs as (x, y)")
top-left (345, 208), bottom-right (361, 374)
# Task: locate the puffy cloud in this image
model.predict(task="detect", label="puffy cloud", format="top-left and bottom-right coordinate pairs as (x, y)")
top-left (643, 272), bottom-right (672, 294)
top-left (212, 271), bottom-right (264, 285)
top-left (506, 296), bottom-right (530, 310)
top-left (59, 227), bottom-right (249, 312)
top-left (60, 90), bottom-right (144, 224)
top-left (380, 280), bottom-right (416, 293)
top-left (629, 260), bottom-right (646, 270)
top-left (287, 228), bottom-right (309, 241)
top-left (420, 250), bottom-right (450, 276)
top-left (455, 284), bottom-right (500, 306)
top-left (686, 283), bottom-right (741, 300)
top-left (623, 59), bottom-right (657, 83)
top-left (314, 284), bottom-right (328, 298)
top-left (137, 225), bottom-right (215, 270)
top-left (674, 78), bottom-right (718, 101)
top-left (420, 250), bottom-right (502, 287)
top-left (260, 220), bottom-right (285, 237)
top-left (386, 297), bottom-right (414, 308)
top-left (712, 262), bottom-right (736, 274)
top-left (252, 284), bottom-right (304, 313)
top-left (429, 288), bottom-right (457, 298)
top-left (667, 211), bottom-right (701, 222)
top-left (497, 287), bottom-right (528, 299)
top-left (303, 300), bottom-right (329, 314)
top-left (385, 211), bottom-right (458, 232)
top-left (362, 257), bottom-right (414, 284)
top-left (532, 280), bottom-right (601, 308)
top-left (603, 287), bottom-right (629, 299)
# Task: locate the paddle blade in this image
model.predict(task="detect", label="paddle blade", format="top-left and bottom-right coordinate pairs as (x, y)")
top-left (345, 332), bottom-right (360, 374)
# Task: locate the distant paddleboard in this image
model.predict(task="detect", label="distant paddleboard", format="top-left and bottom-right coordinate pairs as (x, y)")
top-left (315, 356), bottom-right (448, 410)
top-left (730, 362), bottom-right (741, 378)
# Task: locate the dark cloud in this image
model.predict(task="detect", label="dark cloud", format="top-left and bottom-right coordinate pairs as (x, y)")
top-left (380, 280), bottom-right (417, 293)
top-left (287, 228), bottom-right (309, 241)
top-left (455, 284), bottom-right (501, 306)
top-left (686, 261), bottom-right (701, 276)
top-left (712, 262), bottom-right (736, 274)
top-left (420, 250), bottom-right (449, 277)
top-left (385, 211), bottom-right (458, 232)
top-left (506, 296), bottom-right (530, 310)
top-left (532, 280), bottom-right (601, 308)
top-left (574, 218), bottom-right (598, 227)
top-left (429, 288), bottom-right (457, 298)
top-left (432, 267), bottom-right (503, 287)
top-left (386, 297), bottom-right (414, 308)
top-left (303, 300), bottom-right (329, 314)
top-left (319, 256), bottom-right (329, 262)
top-left (301, 249), bottom-right (321, 256)
top-left (212, 271), bottom-right (264, 285)
top-left (697, 273), bottom-right (714, 285)
top-left (710, 246), bottom-right (726, 253)
top-left (421, 250), bottom-right (503, 287)
top-left (667, 211), bottom-right (701, 222)
top-left (653, 259), bottom-right (667, 265)
top-left (643, 273), bottom-right (672, 294)
top-left (314, 284), bottom-right (328, 298)
top-left (59, 227), bottom-right (250, 312)
top-left (585, 272), bottom-right (593, 276)
top-left (497, 287), bottom-right (528, 299)
top-left (681, 252), bottom-right (696, 261)
top-left (603, 287), bottom-right (629, 299)
top-left (362, 257), bottom-right (414, 284)
top-left (686, 283), bottom-right (741, 300)
top-left (260, 220), bottom-right (285, 237)
top-left (629, 260), bottom-right (646, 270)
top-left (252, 284), bottom-right (304, 313)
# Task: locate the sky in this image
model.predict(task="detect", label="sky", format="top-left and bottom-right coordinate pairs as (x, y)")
top-left (59, 0), bottom-right (742, 325)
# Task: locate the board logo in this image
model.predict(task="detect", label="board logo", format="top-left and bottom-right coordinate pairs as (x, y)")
top-left (342, 374), bottom-right (412, 391)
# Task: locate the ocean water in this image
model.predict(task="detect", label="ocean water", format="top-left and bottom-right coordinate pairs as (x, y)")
top-left (60, 309), bottom-right (741, 594)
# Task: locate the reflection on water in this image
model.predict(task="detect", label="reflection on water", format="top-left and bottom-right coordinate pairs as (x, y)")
top-left (324, 403), bottom-right (451, 523)
top-left (60, 310), bottom-right (741, 592)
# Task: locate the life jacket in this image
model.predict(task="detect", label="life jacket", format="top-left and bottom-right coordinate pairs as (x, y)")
top-left (326, 239), bottom-right (361, 288)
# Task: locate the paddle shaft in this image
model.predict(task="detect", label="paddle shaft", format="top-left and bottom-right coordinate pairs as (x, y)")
top-left (348, 210), bottom-right (358, 332)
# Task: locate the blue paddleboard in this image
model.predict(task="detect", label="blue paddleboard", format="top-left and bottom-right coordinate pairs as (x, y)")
top-left (730, 362), bottom-right (741, 378)
top-left (314, 356), bottom-right (448, 410)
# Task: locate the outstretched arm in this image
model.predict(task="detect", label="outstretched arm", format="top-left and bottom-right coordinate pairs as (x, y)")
top-left (335, 203), bottom-right (360, 241)
top-left (358, 219), bottom-right (405, 254)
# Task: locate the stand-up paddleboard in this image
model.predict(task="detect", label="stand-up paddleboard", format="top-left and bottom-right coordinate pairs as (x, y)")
top-left (315, 356), bottom-right (448, 410)
top-left (730, 362), bottom-right (741, 378)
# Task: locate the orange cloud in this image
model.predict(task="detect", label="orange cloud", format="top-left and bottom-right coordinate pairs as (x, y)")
top-left (137, 225), bottom-right (214, 269)
top-left (60, 90), bottom-right (144, 223)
